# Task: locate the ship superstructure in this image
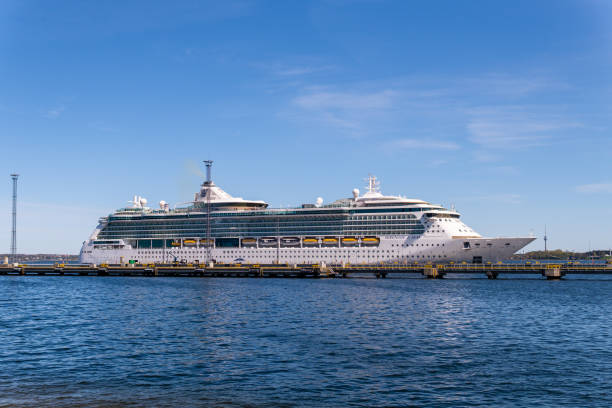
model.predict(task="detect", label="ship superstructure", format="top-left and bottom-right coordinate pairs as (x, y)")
top-left (80, 163), bottom-right (534, 265)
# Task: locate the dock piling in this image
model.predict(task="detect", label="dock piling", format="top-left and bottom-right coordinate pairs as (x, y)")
top-left (543, 265), bottom-right (565, 280)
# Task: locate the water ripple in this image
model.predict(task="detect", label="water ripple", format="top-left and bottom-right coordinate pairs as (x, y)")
top-left (1, 277), bottom-right (612, 407)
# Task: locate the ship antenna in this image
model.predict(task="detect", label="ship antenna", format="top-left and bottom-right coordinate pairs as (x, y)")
top-left (203, 160), bottom-right (213, 263)
top-left (365, 174), bottom-right (380, 193)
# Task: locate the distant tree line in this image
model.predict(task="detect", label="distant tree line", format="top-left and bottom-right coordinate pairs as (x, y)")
top-left (512, 249), bottom-right (612, 260)
top-left (0, 254), bottom-right (79, 263)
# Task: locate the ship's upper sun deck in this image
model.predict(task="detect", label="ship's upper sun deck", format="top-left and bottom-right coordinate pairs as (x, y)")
top-left (111, 173), bottom-right (457, 217)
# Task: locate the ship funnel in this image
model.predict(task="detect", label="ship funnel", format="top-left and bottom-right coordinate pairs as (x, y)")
top-left (203, 160), bottom-right (213, 183)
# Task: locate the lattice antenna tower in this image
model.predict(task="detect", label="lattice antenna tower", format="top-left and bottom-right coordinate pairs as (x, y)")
top-left (10, 174), bottom-right (18, 263)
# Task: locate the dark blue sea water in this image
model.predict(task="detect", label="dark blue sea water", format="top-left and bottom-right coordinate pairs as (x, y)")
top-left (1, 276), bottom-right (611, 407)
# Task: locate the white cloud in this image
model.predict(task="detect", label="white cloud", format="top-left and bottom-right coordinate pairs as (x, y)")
top-left (44, 105), bottom-right (65, 119)
top-left (429, 159), bottom-right (448, 167)
top-left (275, 65), bottom-right (335, 76)
top-left (472, 150), bottom-right (501, 162)
top-left (384, 138), bottom-right (460, 151)
top-left (280, 72), bottom-right (583, 146)
top-left (320, 112), bottom-right (360, 130)
top-left (286, 88), bottom-right (400, 136)
top-left (575, 183), bottom-right (612, 193)
top-left (253, 60), bottom-right (336, 78)
top-left (88, 121), bottom-right (118, 133)
top-left (490, 165), bottom-right (519, 176)
top-left (463, 74), bottom-right (567, 98)
top-left (466, 106), bottom-right (581, 149)
top-left (293, 89), bottom-right (397, 110)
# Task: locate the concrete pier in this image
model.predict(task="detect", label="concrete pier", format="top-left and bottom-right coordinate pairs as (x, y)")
top-left (1, 262), bottom-right (610, 279)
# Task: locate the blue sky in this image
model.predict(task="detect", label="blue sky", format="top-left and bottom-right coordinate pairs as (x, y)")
top-left (1, 0), bottom-right (611, 253)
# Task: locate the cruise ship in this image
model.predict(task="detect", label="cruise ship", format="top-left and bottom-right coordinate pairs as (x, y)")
top-left (80, 162), bottom-right (535, 265)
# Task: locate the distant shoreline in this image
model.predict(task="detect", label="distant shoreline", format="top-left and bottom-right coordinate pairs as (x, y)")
top-left (511, 250), bottom-right (611, 261)
top-left (1, 254), bottom-right (79, 263)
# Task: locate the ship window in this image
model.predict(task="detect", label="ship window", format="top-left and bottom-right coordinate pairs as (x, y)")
top-left (463, 242), bottom-right (470, 249)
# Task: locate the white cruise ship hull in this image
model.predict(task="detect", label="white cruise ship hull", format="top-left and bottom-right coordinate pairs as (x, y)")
top-left (80, 236), bottom-right (535, 265)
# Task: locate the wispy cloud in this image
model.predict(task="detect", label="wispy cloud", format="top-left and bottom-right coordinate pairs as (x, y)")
top-left (429, 159), bottom-right (448, 167)
top-left (319, 112), bottom-right (361, 130)
top-left (280, 71), bottom-right (583, 148)
top-left (288, 88), bottom-right (399, 134)
top-left (472, 150), bottom-right (501, 162)
top-left (44, 105), bottom-right (65, 119)
top-left (253, 60), bottom-right (336, 78)
top-left (575, 183), bottom-right (612, 193)
top-left (276, 65), bottom-right (335, 76)
top-left (383, 138), bottom-right (460, 151)
top-left (466, 106), bottom-right (582, 149)
top-left (88, 121), bottom-right (118, 133)
top-left (462, 74), bottom-right (568, 98)
top-left (293, 89), bottom-right (396, 110)
top-left (490, 165), bottom-right (520, 176)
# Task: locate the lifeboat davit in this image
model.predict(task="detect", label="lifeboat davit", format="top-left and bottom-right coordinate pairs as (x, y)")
top-left (199, 238), bottom-right (214, 247)
top-left (258, 237), bottom-right (278, 247)
top-left (241, 237), bottom-right (257, 247)
top-left (341, 236), bottom-right (358, 246)
top-left (361, 236), bottom-right (380, 246)
top-left (322, 236), bottom-right (339, 247)
top-left (302, 237), bottom-right (319, 247)
top-left (280, 237), bottom-right (300, 247)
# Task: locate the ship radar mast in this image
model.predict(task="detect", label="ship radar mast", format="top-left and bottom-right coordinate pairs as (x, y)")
top-left (366, 174), bottom-right (380, 194)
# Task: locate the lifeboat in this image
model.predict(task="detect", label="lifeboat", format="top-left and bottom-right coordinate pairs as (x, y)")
top-left (199, 238), bottom-right (214, 247)
top-left (241, 237), bottom-right (257, 247)
top-left (258, 237), bottom-right (278, 247)
top-left (280, 237), bottom-right (300, 247)
top-left (341, 237), bottom-right (358, 246)
top-left (183, 239), bottom-right (197, 246)
top-left (302, 237), bottom-right (319, 247)
top-left (361, 236), bottom-right (380, 246)
top-left (171, 240), bottom-right (181, 247)
top-left (322, 236), bottom-right (339, 247)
